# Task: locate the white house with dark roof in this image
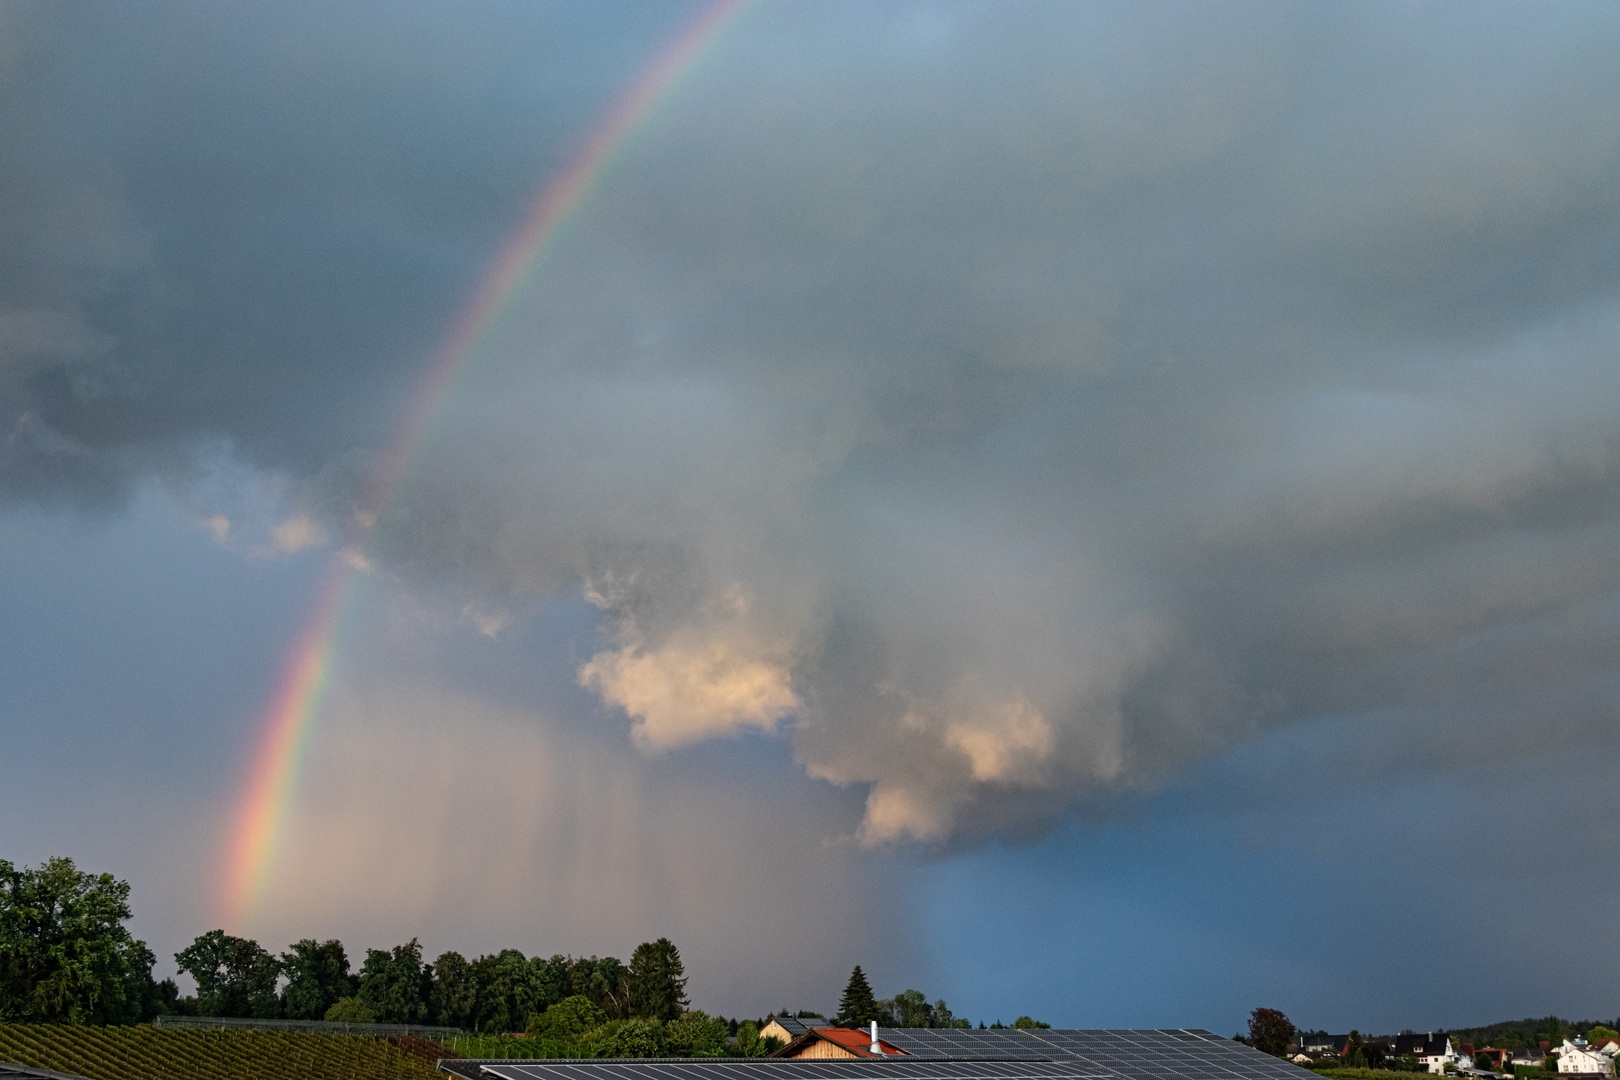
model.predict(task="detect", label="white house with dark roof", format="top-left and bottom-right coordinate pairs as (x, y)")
top-left (1393, 1032), bottom-right (1468, 1074)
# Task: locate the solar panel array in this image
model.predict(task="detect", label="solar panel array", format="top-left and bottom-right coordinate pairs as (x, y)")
top-left (436, 1028), bottom-right (1310, 1080)
top-left (1023, 1030), bottom-right (1307, 1080)
top-left (454, 1060), bottom-right (1109, 1080)
top-left (866, 1031), bottom-right (1050, 1060)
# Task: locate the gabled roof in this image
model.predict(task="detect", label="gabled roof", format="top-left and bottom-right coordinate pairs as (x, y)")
top-left (1393, 1033), bottom-right (1450, 1057)
top-left (772, 1027), bottom-right (909, 1058)
top-left (767, 1017), bottom-right (814, 1038)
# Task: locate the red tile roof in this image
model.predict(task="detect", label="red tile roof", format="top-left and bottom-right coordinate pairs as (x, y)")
top-left (809, 1028), bottom-right (908, 1057)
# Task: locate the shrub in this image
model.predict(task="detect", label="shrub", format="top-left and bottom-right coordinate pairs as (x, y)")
top-left (325, 997), bottom-right (376, 1023)
top-left (528, 996), bottom-right (607, 1042)
top-left (664, 1011), bottom-right (728, 1057)
top-left (593, 1018), bottom-right (665, 1058)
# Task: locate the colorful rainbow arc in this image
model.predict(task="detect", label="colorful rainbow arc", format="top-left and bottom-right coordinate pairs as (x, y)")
top-left (219, 0), bottom-right (754, 929)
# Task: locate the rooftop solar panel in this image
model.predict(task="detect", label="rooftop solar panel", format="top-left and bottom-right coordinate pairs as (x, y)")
top-left (470, 1062), bottom-right (1107, 1080)
top-left (437, 1028), bottom-right (1310, 1080)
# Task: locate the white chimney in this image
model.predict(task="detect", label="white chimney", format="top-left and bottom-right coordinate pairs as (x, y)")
top-left (871, 1021), bottom-right (881, 1055)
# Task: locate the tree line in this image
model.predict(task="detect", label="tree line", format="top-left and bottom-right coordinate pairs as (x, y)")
top-left (0, 856), bottom-right (691, 1035)
top-left (2, 857), bottom-right (1051, 1045)
top-left (168, 930), bottom-right (690, 1033)
top-left (829, 965), bottom-right (1048, 1031)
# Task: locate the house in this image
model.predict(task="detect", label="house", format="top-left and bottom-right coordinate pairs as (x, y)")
top-left (1511, 1045), bottom-right (1552, 1073)
top-left (1555, 1037), bottom-right (1615, 1076)
top-left (1302, 1035), bottom-right (1345, 1056)
top-left (759, 1017), bottom-right (812, 1046)
top-left (1334, 1035), bottom-right (1395, 1068)
top-left (770, 1025), bottom-right (909, 1059)
top-left (1392, 1032), bottom-right (1467, 1074)
top-left (1472, 1047), bottom-right (1514, 1072)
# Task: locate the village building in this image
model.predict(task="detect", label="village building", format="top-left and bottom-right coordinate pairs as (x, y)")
top-left (1392, 1032), bottom-right (1468, 1074)
top-left (1472, 1047), bottom-right (1514, 1072)
top-left (1556, 1037), bottom-right (1617, 1076)
top-left (758, 1017), bottom-right (812, 1046)
top-left (770, 1024), bottom-right (908, 1059)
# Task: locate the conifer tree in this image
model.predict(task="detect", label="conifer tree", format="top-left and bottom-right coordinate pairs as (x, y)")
top-left (627, 938), bottom-right (689, 1023)
top-left (835, 965), bottom-right (879, 1028)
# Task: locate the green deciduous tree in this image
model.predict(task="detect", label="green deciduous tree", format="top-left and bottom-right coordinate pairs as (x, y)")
top-left (356, 938), bottom-right (430, 1024)
top-left (562, 955), bottom-right (627, 1019)
top-left (1248, 1008), bottom-right (1296, 1058)
top-left (527, 954), bottom-right (566, 1015)
top-left (431, 951), bottom-right (477, 1029)
top-left (0, 857), bottom-right (157, 1024)
top-left (1013, 1017), bottom-right (1051, 1030)
top-left (627, 939), bottom-right (688, 1023)
top-left (835, 966), bottom-right (879, 1028)
top-left (665, 1010), bottom-right (729, 1056)
top-left (174, 930), bottom-right (282, 1019)
top-left (529, 994), bottom-right (608, 1043)
top-left (595, 1017), bottom-right (667, 1057)
top-left (470, 949), bottom-right (553, 1033)
top-left (281, 939), bottom-right (352, 1021)
top-left (735, 1020), bottom-right (766, 1057)
top-left (891, 989), bottom-right (933, 1028)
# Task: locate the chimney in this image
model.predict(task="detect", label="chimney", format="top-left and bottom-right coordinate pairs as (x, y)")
top-left (871, 1022), bottom-right (881, 1055)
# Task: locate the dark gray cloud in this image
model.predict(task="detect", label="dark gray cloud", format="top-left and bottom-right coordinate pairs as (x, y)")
top-left (0, 0), bottom-right (692, 496)
top-left (7, 1), bottom-right (1620, 855)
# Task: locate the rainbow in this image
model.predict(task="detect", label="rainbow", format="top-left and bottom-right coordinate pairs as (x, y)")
top-left (219, 0), bottom-right (754, 929)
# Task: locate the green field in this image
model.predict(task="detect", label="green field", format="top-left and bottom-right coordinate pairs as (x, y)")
top-left (0, 1024), bottom-right (443, 1080)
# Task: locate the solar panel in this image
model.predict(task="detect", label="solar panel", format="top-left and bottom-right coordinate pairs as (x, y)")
top-left (438, 1028), bottom-right (1311, 1080)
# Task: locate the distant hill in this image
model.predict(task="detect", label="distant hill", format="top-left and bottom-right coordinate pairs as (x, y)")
top-left (1373, 1018), bottom-right (1619, 1052)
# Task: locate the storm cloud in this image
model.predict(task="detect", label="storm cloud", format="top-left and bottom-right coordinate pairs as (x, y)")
top-left (7, 0), bottom-right (1620, 862)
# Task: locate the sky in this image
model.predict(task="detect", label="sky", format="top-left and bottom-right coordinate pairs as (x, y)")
top-left (2, 0), bottom-right (1620, 1036)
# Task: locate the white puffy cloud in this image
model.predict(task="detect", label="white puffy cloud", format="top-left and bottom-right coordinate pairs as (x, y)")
top-left (579, 633), bottom-right (799, 750)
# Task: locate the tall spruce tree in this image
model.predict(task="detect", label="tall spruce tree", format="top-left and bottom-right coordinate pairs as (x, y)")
top-left (835, 966), bottom-right (879, 1028)
top-left (627, 938), bottom-right (689, 1022)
